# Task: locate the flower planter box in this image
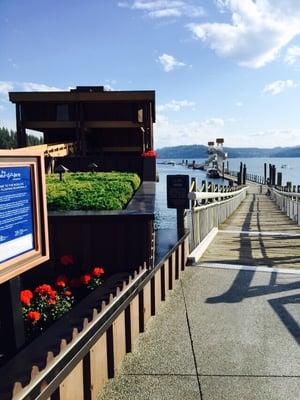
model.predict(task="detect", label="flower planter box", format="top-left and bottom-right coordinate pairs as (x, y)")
top-left (143, 156), bottom-right (156, 181)
top-left (23, 183), bottom-right (155, 287)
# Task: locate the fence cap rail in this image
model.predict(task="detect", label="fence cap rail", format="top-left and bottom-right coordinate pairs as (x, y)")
top-left (272, 187), bottom-right (300, 198)
top-left (188, 186), bottom-right (247, 201)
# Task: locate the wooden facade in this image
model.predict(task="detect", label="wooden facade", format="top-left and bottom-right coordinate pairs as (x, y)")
top-left (9, 87), bottom-right (156, 180)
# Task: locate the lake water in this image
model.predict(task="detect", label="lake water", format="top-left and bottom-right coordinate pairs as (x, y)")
top-left (155, 158), bottom-right (300, 230)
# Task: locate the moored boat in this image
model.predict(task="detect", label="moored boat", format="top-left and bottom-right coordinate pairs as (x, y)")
top-left (207, 168), bottom-right (220, 178)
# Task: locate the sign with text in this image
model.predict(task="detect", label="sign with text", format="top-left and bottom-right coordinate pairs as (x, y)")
top-left (0, 151), bottom-right (49, 283)
top-left (167, 175), bottom-right (190, 209)
top-left (0, 166), bottom-right (34, 263)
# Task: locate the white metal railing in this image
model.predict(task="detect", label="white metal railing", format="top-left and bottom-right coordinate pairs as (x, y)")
top-left (188, 186), bottom-right (246, 201)
top-left (270, 187), bottom-right (300, 224)
top-left (188, 183), bottom-right (248, 251)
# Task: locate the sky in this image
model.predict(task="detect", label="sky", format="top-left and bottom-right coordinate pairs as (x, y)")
top-left (1, 0), bottom-right (300, 149)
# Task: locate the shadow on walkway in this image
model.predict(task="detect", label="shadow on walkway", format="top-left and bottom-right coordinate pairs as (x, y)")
top-left (205, 193), bottom-right (300, 344)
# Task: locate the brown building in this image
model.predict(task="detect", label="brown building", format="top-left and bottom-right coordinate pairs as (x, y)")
top-left (9, 86), bottom-right (156, 180)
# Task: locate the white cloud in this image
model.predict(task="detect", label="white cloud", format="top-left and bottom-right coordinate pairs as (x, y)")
top-left (157, 99), bottom-right (195, 112)
top-left (0, 81), bottom-right (65, 99)
top-left (262, 80), bottom-right (298, 95)
top-left (21, 82), bottom-right (64, 92)
top-left (248, 129), bottom-right (300, 146)
top-left (188, 0), bottom-right (300, 68)
top-left (155, 114), bottom-right (225, 147)
top-left (8, 58), bottom-right (18, 69)
top-left (284, 45), bottom-right (300, 65)
top-left (119, 1), bottom-right (204, 19)
top-left (0, 81), bottom-right (14, 95)
top-left (158, 53), bottom-right (186, 71)
top-left (104, 84), bottom-right (114, 91)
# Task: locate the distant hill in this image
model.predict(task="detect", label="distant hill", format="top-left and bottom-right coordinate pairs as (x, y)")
top-left (156, 144), bottom-right (300, 159)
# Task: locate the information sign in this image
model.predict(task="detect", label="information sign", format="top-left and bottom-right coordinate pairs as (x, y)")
top-left (0, 167), bottom-right (34, 263)
top-left (0, 151), bottom-right (49, 283)
top-left (167, 175), bottom-right (190, 209)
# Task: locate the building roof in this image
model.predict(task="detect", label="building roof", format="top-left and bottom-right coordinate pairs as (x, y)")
top-left (9, 87), bottom-right (156, 122)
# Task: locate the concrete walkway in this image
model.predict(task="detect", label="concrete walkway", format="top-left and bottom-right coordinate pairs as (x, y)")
top-left (98, 266), bottom-right (300, 400)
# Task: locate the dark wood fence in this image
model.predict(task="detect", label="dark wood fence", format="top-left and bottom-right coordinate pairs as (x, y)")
top-left (0, 233), bottom-right (189, 400)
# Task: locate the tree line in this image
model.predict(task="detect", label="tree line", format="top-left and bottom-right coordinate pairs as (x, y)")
top-left (0, 126), bottom-right (43, 148)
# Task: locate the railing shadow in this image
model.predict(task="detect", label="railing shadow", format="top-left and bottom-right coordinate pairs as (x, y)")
top-left (207, 193), bottom-right (257, 303)
top-left (269, 294), bottom-right (300, 344)
top-left (205, 192), bottom-right (300, 343)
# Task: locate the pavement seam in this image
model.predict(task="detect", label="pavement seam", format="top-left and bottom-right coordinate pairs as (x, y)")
top-left (123, 373), bottom-right (300, 378)
top-left (180, 280), bottom-right (203, 400)
top-left (194, 263), bottom-right (300, 275)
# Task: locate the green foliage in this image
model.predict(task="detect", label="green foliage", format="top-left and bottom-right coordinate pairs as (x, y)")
top-left (0, 126), bottom-right (43, 149)
top-left (46, 172), bottom-right (141, 211)
top-left (0, 127), bottom-right (16, 148)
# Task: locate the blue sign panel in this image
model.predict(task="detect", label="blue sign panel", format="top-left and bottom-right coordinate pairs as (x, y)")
top-left (0, 166), bottom-right (34, 263)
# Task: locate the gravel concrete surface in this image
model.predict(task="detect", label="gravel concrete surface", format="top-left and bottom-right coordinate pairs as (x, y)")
top-left (98, 266), bottom-right (300, 400)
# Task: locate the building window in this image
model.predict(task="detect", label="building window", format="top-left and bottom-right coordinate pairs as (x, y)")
top-left (56, 104), bottom-right (69, 121)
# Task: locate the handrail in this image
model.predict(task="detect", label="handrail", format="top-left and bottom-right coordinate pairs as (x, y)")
top-left (270, 186), bottom-right (300, 224)
top-left (272, 187), bottom-right (300, 198)
top-left (191, 190), bottom-right (247, 212)
top-left (0, 233), bottom-right (190, 400)
top-left (188, 186), bottom-right (247, 201)
top-left (188, 183), bottom-right (248, 251)
top-left (189, 180), bottom-right (195, 192)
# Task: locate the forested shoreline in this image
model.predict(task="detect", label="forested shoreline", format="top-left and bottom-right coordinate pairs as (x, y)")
top-left (0, 126), bottom-right (43, 149)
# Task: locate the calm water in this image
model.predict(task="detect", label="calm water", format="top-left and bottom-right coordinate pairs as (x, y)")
top-left (155, 161), bottom-right (226, 230)
top-left (155, 158), bottom-right (300, 230)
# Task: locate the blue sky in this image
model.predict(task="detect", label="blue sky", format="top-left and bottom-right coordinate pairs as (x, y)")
top-left (1, 0), bottom-right (300, 149)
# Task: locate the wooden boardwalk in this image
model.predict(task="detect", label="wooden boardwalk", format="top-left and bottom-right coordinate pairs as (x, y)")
top-left (201, 184), bottom-right (300, 270)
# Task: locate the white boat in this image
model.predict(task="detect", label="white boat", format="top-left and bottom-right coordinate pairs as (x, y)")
top-left (207, 168), bottom-right (220, 179)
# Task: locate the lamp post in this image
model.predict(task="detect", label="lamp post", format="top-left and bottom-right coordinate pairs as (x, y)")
top-left (88, 163), bottom-right (98, 173)
top-left (55, 164), bottom-right (69, 181)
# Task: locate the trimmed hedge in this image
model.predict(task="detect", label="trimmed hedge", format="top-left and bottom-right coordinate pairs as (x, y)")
top-left (46, 172), bottom-right (141, 211)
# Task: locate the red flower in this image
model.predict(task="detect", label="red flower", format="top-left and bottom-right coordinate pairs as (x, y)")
top-left (60, 255), bottom-right (74, 266)
top-left (49, 289), bottom-right (57, 299)
top-left (142, 150), bottom-right (157, 158)
top-left (70, 278), bottom-right (81, 288)
top-left (55, 274), bottom-right (69, 288)
top-left (48, 299), bottom-right (56, 305)
top-left (20, 290), bottom-right (33, 306)
top-left (92, 267), bottom-right (105, 277)
top-left (80, 274), bottom-right (91, 285)
top-left (64, 290), bottom-right (72, 297)
top-left (35, 284), bottom-right (56, 299)
top-left (27, 311), bottom-right (41, 322)
top-left (35, 284), bottom-right (53, 296)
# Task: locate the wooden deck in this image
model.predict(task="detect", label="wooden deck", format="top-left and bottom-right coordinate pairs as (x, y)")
top-left (201, 184), bottom-right (300, 269)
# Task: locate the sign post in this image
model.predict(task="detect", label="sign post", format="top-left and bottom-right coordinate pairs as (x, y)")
top-left (167, 175), bottom-right (190, 237)
top-left (0, 150), bottom-right (49, 357)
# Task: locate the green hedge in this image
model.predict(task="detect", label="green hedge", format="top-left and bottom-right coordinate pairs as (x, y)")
top-left (46, 172), bottom-right (141, 211)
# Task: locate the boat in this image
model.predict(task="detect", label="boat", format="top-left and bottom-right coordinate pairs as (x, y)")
top-left (204, 138), bottom-right (227, 179)
top-left (207, 168), bottom-right (220, 178)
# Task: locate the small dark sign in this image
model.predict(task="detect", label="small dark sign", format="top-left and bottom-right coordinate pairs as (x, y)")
top-left (167, 175), bottom-right (190, 209)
